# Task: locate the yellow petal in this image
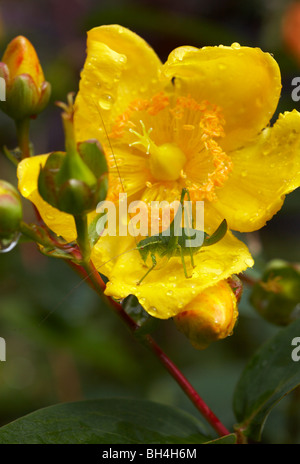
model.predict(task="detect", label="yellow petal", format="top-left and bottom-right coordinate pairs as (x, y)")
top-left (92, 230), bottom-right (253, 319)
top-left (74, 25), bottom-right (163, 143)
top-left (213, 110), bottom-right (300, 232)
top-left (17, 155), bottom-right (76, 242)
top-left (162, 44), bottom-right (281, 151)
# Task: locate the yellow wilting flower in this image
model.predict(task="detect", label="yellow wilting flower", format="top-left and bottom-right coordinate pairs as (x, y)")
top-left (17, 25), bottom-right (300, 330)
top-left (173, 280), bottom-right (239, 350)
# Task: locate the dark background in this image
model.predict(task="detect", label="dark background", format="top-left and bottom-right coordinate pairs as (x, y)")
top-left (0, 0), bottom-right (299, 444)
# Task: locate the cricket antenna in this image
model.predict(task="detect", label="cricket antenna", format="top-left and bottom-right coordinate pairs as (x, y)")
top-left (93, 101), bottom-right (139, 248)
top-left (94, 102), bottom-right (125, 195)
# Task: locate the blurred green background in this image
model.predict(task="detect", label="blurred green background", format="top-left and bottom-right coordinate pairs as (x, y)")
top-left (0, 0), bottom-right (300, 444)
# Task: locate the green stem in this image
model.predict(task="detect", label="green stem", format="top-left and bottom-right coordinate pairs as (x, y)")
top-left (62, 112), bottom-right (78, 158)
top-left (15, 118), bottom-right (31, 159)
top-left (74, 214), bottom-right (90, 263)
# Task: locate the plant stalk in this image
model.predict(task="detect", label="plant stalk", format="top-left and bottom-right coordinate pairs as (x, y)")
top-left (80, 260), bottom-right (230, 438)
top-left (15, 118), bottom-right (31, 159)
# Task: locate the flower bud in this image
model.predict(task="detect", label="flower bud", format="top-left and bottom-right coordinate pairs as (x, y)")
top-left (0, 180), bottom-right (22, 237)
top-left (250, 260), bottom-right (300, 326)
top-left (38, 100), bottom-right (108, 216)
top-left (173, 281), bottom-right (238, 350)
top-left (0, 36), bottom-right (51, 120)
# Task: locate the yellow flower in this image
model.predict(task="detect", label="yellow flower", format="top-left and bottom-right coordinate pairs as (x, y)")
top-left (17, 25), bottom-right (300, 322)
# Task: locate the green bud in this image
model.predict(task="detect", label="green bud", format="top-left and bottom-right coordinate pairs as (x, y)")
top-left (57, 179), bottom-right (94, 216)
top-left (38, 97), bottom-right (108, 216)
top-left (0, 180), bottom-right (22, 237)
top-left (250, 260), bottom-right (300, 326)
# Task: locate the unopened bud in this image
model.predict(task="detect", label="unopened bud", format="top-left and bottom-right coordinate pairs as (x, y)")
top-left (250, 259), bottom-right (300, 326)
top-left (0, 35), bottom-right (51, 120)
top-left (38, 97), bottom-right (108, 216)
top-left (0, 180), bottom-right (22, 237)
top-left (174, 280), bottom-right (238, 350)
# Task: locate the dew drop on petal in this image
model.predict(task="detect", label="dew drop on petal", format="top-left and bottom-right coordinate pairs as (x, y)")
top-left (98, 94), bottom-right (114, 111)
top-left (118, 54), bottom-right (127, 65)
top-left (231, 42), bottom-right (241, 49)
top-left (149, 306), bottom-right (157, 313)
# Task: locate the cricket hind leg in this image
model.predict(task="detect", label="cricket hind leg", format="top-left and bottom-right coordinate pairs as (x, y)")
top-left (181, 188), bottom-right (197, 271)
top-left (179, 246), bottom-right (193, 279)
top-left (137, 253), bottom-right (157, 286)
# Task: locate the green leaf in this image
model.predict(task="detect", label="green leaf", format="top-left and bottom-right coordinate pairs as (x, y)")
top-left (233, 319), bottom-right (300, 441)
top-left (0, 398), bottom-right (210, 444)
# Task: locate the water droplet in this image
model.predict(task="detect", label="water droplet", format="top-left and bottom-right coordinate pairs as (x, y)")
top-left (149, 306), bottom-right (157, 313)
top-left (118, 55), bottom-right (127, 64)
top-left (98, 94), bottom-right (114, 111)
top-left (0, 232), bottom-right (20, 254)
top-left (231, 42), bottom-right (241, 49)
top-left (166, 290), bottom-right (173, 296)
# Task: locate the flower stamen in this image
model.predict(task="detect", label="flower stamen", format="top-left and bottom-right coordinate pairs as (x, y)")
top-left (128, 120), bottom-right (153, 155)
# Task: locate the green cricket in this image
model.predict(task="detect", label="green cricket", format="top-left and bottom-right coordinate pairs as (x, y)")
top-left (135, 188), bottom-right (227, 285)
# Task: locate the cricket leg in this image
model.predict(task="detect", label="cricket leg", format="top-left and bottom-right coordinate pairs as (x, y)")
top-left (183, 191), bottom-right (196, 269)
top-left (179, 246), bottom-right (191, 279)
top-left (137, 253), bottom-right (157, 286)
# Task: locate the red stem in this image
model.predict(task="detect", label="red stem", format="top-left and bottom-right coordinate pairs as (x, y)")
top-left (145, 336), bottom-right (230, 436)
top-left (72, 260), bottom-right (230, 437)
top-left (30, 175), bottom-right (230, 437)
